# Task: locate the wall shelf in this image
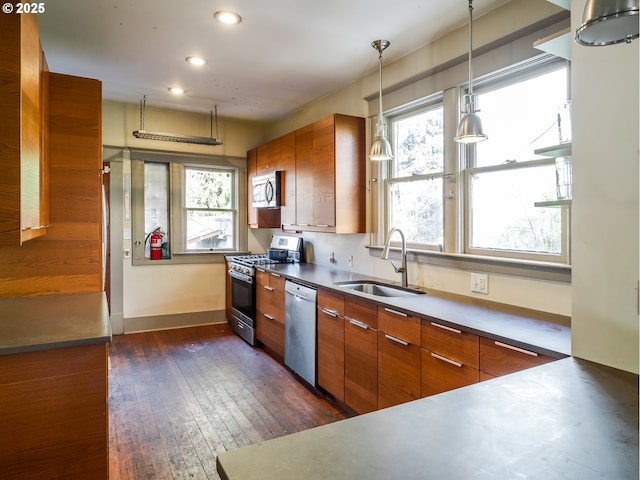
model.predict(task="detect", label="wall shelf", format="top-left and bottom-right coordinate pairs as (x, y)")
top-left (534, 199), bottom-right (572, 208)
top-left (533, 27), bottom-right (572, 60)
top-left (534, 143), bottom-right (572, 158)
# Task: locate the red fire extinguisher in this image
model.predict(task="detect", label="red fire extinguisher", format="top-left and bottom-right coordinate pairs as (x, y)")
top-left (146, 227), bottom-right (165, 260)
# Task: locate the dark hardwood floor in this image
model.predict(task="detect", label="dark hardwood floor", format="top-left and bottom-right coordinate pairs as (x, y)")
top-left (108, 324), bottom-right (346, 479)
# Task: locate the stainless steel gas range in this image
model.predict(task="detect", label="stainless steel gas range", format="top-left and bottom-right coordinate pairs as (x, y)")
top-left (227, 235), bottom-right (304, 345)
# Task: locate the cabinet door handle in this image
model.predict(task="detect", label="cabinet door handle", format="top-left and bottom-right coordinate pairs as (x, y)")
top-left (384, 307), bottom-right (407, 317)
top-left (384, 334), bottom-right (409, 346)
top-left (263, 313), bottom-right (275, 320)
top-left (348, 318), bottom-right (369, 330)
top-left (430, 352), bottom-right (463, 368)
top-left (430, 322), bottom-right (461, 334)
top-left (263, 285), bottom-right (274, 291)
top-left (316, 224), bottom-right (330, 227)
top-left (320, 308), bottom-right (338, 318)
top-left (494, 341), bottom-right (538, 357)
top-left (270, 273), bottom-right (281, 277)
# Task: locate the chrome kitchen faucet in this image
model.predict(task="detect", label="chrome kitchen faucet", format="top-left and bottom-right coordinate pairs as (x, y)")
top-left (381, 227), bottom-right (408, 287)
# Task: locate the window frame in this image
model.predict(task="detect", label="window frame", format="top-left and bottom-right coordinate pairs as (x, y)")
top-left (383, 95), bottom-right (447, 252)
top-left (130, 149), bottom-right (247, 266)
top-left (374, 57), bottom-right (572, 270)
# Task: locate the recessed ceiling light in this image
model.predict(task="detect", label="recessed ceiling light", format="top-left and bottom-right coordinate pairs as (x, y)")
top-left (185, 56), bottom-right (207, 66)
top-left (213, 10), bottom-right (242, 25)
top-left (168, 87), bottom-right (186, 95)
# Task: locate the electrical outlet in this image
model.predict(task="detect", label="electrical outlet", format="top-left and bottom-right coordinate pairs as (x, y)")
top-left (471, 273), bottom-right (488, 294)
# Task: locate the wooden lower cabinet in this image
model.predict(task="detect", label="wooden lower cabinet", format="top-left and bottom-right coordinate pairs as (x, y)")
top-left (479, 337), bottom-right (556, 377)
top-left (344, 297), bottom-right (378, 414)
top-left (0, 343), bottom-right (108, 479)
top-left (378, 332), bottom-right (421, 409)
top-left (421, 348), bottom-right (480, 396)
top-left (317, 289), bottom-right (345, 402)
top-left (256, 269), bottom-right (286, 358)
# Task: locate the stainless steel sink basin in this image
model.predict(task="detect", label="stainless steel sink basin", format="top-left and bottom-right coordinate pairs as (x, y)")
top-left (334, 281), bottom-right (425, 297)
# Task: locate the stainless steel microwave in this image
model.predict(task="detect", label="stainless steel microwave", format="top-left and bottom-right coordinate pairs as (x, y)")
top-left (251, 171), bottom-right (282, 208)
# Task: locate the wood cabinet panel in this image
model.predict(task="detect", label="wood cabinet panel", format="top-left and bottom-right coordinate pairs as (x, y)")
top-left (378, 306), bottom-right (421, 345)
top-left (378, 331), bottom-right (421, 409)
top-left (317, 289), bottom-right (345, 402)
top-left (0, 12), bottom-right (47, 244)
top-left (0, 72), bottom-right (103, 297)
top-left (311, 115), bottom-right (335, 227)
top-left (479, 337), bottom-right (556, 377)
top-left (421, 348), bottom-right (479, 397)
top-left (344, 317), bottom-right (378, 414)
top-left (255, 269), bottom-right (285, 358)
top-left (421, 320), bottom-right (479, 369)
top-left (294, 124), bottom-right (314, 227)
top-left (279, 132), bottom-right (296, 227)
top-left (344, 296), bottom-right (378, 414)
top-left (0, 343), bottom-right (108, 479)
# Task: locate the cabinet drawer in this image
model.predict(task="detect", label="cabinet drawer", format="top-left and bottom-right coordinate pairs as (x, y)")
top-left (479, 337), bottom-right (556, 377)
top-left (378, 331), bottom-right (421, 409)
top-left (257, 287), bottom-right (284, 322)
top-left (344, 316), bottom-right (377, 414)
top-left (257, 312), bottom-right (285, 358)
top-left (421, 320), bottom-right (479, 369)
top-left (378, 306), bottom-right (420, 345)
top-left (268, 271), bottom-right (285, 291)
top-left (317, 288), bottom-right (345, 317)
top-left (421, 348), bottom-right (479, 397)
top-left (344, 296), bottom-right (377, 330)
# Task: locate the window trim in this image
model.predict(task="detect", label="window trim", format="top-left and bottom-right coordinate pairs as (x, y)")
top-left (129, 148), bottom-right (247, 266)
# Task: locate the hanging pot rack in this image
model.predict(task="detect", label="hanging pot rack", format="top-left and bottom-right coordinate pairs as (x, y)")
top-left (132, 96), bottom-right (223, 146)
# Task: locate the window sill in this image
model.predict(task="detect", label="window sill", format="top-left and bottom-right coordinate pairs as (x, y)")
top-left (132, 250), bottom-right (242, 266)
top-left (366, 246), bottom-right (571, 283)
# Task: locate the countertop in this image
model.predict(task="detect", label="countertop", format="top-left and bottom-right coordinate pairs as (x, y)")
top-left (259, 262), bottom-right (570, 358)
top-left (216, 357), bottom-right (639, 479)
top-left (0, 292), bottom-right (112, 355)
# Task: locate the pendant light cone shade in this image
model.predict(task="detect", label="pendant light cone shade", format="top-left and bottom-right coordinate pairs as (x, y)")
top-left (370, 40), bottom-right (393, 161)
top-left (456, 111), bottom-right (487, 143)
top-left (575, 0), bottom-right (639, 46)
top-left (455, 0), bottom-right (487, 144)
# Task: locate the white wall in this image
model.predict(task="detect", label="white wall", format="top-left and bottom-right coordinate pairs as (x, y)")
top-left (570, 0), bottom-right (639, 373)
top-left (103, 100), bottom-right (270, 320)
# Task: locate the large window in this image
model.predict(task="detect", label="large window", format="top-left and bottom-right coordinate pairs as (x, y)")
top-left (466, 64), bottom-right (570, 262)
top-left (131, 152), bottom-right (243, 265)
top-left (381, 58), bottom-right (571, 266)
top-left (387, 102), bottom-right (445, 249)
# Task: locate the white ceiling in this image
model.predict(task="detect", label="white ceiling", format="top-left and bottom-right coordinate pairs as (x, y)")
top-left (37, 0), bottom-right (508, 122)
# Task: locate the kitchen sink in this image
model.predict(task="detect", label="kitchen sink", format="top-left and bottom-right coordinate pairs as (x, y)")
top-left (334, 281), bottom-right (425, 297)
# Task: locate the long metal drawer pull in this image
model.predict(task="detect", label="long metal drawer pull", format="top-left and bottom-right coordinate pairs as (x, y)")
top-left (263, 313), bottom-right (275, 320)
top-left (320, 308), bottom-right (338, 318)
top-left (316, 224), bottom-right (330, 227)
top-left (494, 341), bottom-right (538, 357)
top-left (384, 307), bottom-right (407, 317)
top-left (430, 352), bottom-right (462, 367)
top-left (348, 318), bottom-right (369, 330)
top-left (384, 334), bottom-right (408, 346)
top-left (430, 322), bottom-right (461, 334)
top-left (263, 285), bottom-right (274, 291)
top-left (270, 273), bottom-right (281, 277)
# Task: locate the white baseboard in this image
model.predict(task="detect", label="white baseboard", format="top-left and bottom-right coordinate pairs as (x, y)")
top-left (122, 310), bottom-right (227, 334)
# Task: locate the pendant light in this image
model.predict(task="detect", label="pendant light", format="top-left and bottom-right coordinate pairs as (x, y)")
top-left (455, 0), bottom-right (488, 144)
top-left (370, 39), bottom-right (393, 161)
top-left (575, 0), bottom-right (639, 46)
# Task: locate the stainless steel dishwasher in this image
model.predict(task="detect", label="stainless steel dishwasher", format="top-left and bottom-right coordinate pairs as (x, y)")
top-left (284, 280), bottom-right (317, 386)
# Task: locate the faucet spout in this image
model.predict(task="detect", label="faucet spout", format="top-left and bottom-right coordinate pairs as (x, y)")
top-left (381, 227), bottom-right (408, 287)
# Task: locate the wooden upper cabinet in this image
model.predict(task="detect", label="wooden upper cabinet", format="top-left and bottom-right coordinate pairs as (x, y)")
top-left (0, 13), bottom-right (49, 244)
top-left (278, 132), bottom-right (296, 227)
top-left (294, 114), bottom-right (365, 233)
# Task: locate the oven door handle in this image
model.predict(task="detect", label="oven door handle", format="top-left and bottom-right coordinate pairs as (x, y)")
top-left (228, 269), bottom-right (253, 284)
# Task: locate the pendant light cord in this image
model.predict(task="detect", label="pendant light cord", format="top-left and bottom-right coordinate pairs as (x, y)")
top-left (378, 50), bottom-right (384, 127)
top-left (467, 0), bottom-right (474, 96)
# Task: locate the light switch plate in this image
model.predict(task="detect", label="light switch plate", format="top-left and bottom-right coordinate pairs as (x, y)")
top-left (471, 273), bottom-right (489, 294)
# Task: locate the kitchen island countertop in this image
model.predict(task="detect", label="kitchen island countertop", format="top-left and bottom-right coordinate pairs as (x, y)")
top-left (0, 292), bottom-right (111, 355)
top-left (216, 357), bottom-right (638, 479)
